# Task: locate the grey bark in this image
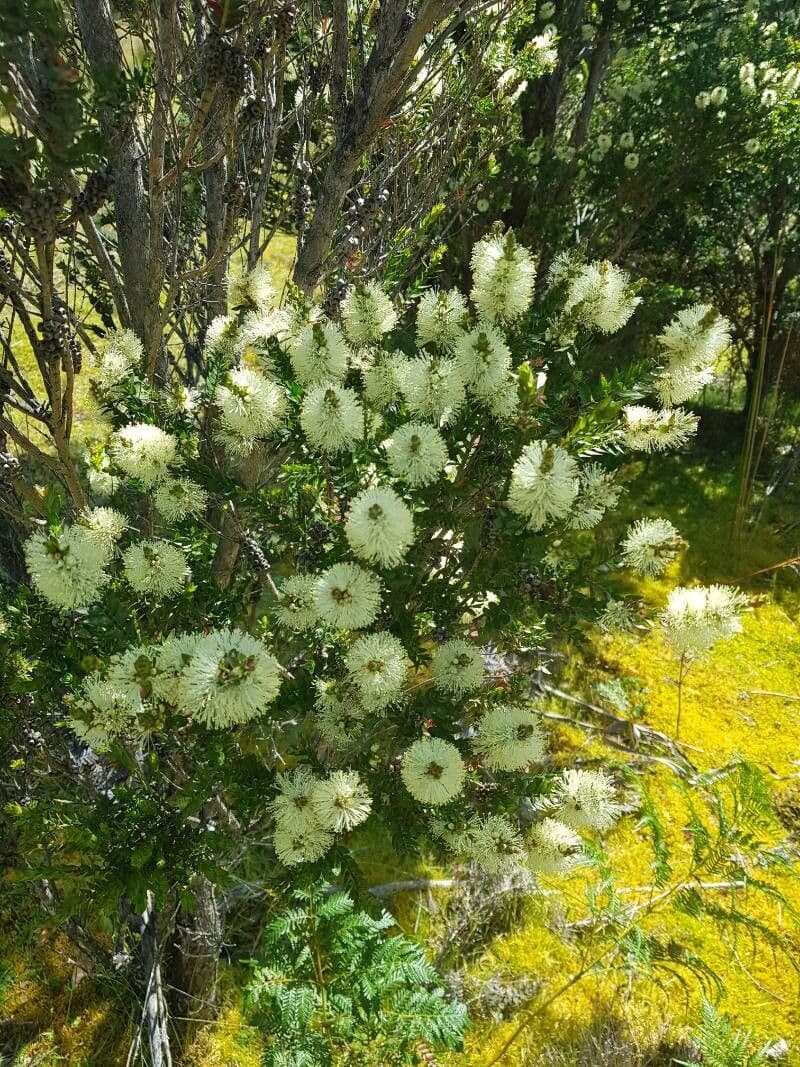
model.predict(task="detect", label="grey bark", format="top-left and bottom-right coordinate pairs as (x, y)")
top-left (293, 0), bottom-right (455, 292)
top-left (175, 874), bottom-right (224, 1044)
top-left (74, 0), bottom-right (151, 341)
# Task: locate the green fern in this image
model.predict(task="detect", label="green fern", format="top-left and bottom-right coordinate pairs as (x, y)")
top-left (244, 880), bottom-right (468, 1066)
top-left (685, 999), bottom-right (770, 1067)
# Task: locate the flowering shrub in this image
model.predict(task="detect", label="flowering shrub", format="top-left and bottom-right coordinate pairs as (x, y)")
top-left (9, 230), bottom-right (746, 896)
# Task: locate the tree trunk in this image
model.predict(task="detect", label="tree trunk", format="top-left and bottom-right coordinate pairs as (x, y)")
top-left (174, 875), bottom-right (224, 1047)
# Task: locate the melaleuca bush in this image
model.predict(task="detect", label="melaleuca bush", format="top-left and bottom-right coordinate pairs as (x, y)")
top-left (34, 228), bottom-right (734, 893)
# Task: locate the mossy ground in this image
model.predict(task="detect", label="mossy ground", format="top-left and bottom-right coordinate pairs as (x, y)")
top-left (2, 403), bottom-right (799, 1065)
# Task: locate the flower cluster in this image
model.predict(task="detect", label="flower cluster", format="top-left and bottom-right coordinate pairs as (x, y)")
top-left (507, 441), bottom-right (579, 530)
top-left (111, 423), bottom-right (179, 486)
top-left (344, 485), bottom-right (414, 567)
top-left (341, 281), bottom-right (398, 344)
top-left (269, 767), bottom-right (371, 864)
top-left (215, 366), bottom-right (287, 456)
top-left (654, 304), bottom-right (731, 405)
top-left (620, 517), bottom-right (684, 576)
top-left (24, 526), bottom-right (110, 611)
top-left (555, 257), bottom-right (641, 334)
top-left (622, 405), bottom-right (699, 452)
top-left (659, 584), bottom-right (748, 659)
top-left (470, 231), bottom-right (536, 323)
top-left (94, 328), bottom-right (143, 392)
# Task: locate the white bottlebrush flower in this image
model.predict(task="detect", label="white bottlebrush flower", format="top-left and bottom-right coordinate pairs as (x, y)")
top-left (710, 85), bottom-right (728, 106)
top-left (384, 422), bottom-right (448, 487)
top-left (623, 152), bottom-right (639, 170)
top-left (401, 737), bottom-right (466, 806)
top-left (300, 383), bottom-right (364, 453)
top-left (107, 644), bottom-right (160, 704)
top-left (274, 574), bottom-right (318, 631)
top-left (345, 485), bottom-right (414, 567)
top-left (695, 90), bottom-right (711, 109)
top-left (654, 304), bottom-right (731, 406)
top-left (205, 314), bottom-right (243, 360)
top-left (596, 133), bottom-right (612, 153)
top-left (620, 517), bottom-right (683, 576)
top-left (162, 382), bottom-right (200, 416)
top-left (563, 261), bottom-right (641, 334)
top-left (468, 814), bottom-right (525, 874)
top-left (227, 262), bottom-right (274, 311)
top-left (241, 307), bottom-right (292, 357)
top-left (568, 464), bottom-right (621, 530)
top-left (111, 423), bottom-right (179, 486)
top-left (269, 767), bottom-right (321, 830)
top-left (454, 323), bottom-right (512, 399)
top-left (68, 674), bottom-right (141, 751)
top-left (761, 87), bottom-right (778, 107)
top-left (289, 320), bottom-right (351, 385)
top-left (431, 639), bottom-right (485, 697)
top-left (215, 366), bottom-right (287, 442)
top-left (362, 351), bottom-right (404, 408)
top-left (341, 281), bottom-right (398, 344)
top-left (529, 817), bottom-right (584, 875)
top-left (622, 405), bottom-right (699, 452)
top-left (345, 632), bottom-right (410, 710)
top-left (153, 477), bottom-right (208, 522)
top-left (470, 231), bottom-right (536, 323)
top-left (549, 768), bottom-right (622, 831)
top-left (313, 563), bottom-right (382, 630)
top-left (472, 705), bottom-right (546, 771)
top-left (314, 679), bottom-right (367, 746)
top-left (416, 288), bottom-right (468, 350)
top-left (87, 465), bottom-right (120, 500)
top-left (620, 131), bottom-right (635, 149)
top-left (745, 137), bottom-right (760, 154)
top-left (397, 353), bottom-right (466, 424)
top-left (180, 628), bottom-right (282, 728)
top-left (531, 27), bottom-right (558, 70)
top-left (152, 633), bottom-right (201, 706)
top-left (78, 506), bottom-right (128, 552)
top-left (273, 821), bottom-right (334, 865)
top-left (659, 584), bottom-right (747, 658)
top-left (24, 526), bottom-right (109, 612)
top-left (507, 441), bottom-right (579, 530)
top-left (485, 374), bottom-right (521, 420)
top-left (122, 539), bottom-right (190, 599)
top-left (311, 770), bottom-right (372, 833)
top-left (597, 598), bottom-right (639, 633)
top-left (94, 328), bottom-right (143, 391)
